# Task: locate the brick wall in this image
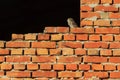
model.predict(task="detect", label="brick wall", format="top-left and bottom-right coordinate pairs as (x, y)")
top-left (0, 0), bottom-right (120, 80)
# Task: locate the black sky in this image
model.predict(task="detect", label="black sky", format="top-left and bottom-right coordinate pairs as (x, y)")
top-left (0, 0), bottom-right (80, 40)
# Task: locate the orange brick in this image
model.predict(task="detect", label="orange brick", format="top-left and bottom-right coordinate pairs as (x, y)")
top-left (11, 49), bottom-right (23, 55)
top-left (84, 56), bottom-right (107, 63)
top-left (113, 49), bottom-right (120, 56)
top-left (101, 0), bottom-right (112, 3)
top-left (58, 56), bottom-right (81, 63)
top-left (12, 34), bottom-right (24, 40)
top-left (110, 72), bottom-right (120, 78)
top-left (84, 42), bottom-right (108, 48)
top-left (76, 34), bottom-right (88, 40)
top-left (64, 34), bottom-right (75, 41)
top-left (114, 35), bottom-right (120, 41)
top-left (62, 48), bottom-right (74, 55)
top-left (56, 27), bottom-right (69, 33)
top-left (58, 71), bottom-right (82, 78)
top-left (0, 78), bottom-right (9, 80)
top-left (71, 28), bottom-right (94, 34)
top-left (0, 41), bottom-right (4, 48)
top-left (14, 64), bottom-right (25, 70)
top-left (109, 57), bottom-right (120, 63)
top-left (110, 42), bottom-right (120, 48)
top-left (102, 35), bottom-right (113, 41)
top-left (7, 71), bottom-right (30, 78)
top-left (81, 20), bottom-right (93, 26)
top-left (25, 33), bottom-right (36, 40)
top-left (32, 42), bottom-right (56, 48)
top-left (49, 49), bottom-right (61, 55)
top-left (1, 64), bottom-right (12, 70)
top-left (81, 0), bottom-right (99, 4)
top-left (94, 20), bottom-right (110, 26)
top-left (112, 20), bottom-right (120, 26)
top-left (32, 56), bottom-right (56, 63)
top-left (66, 64), bottom-right (77, 70)
top-left (117, 65), bottom-right (120, 70)
top-left (92, 64), bottom-right (103, 70)
top-left (95, 28), bottom-right (119, 34)
top-left (36, 78), bottom-right (48, 80)
top-left (38, 34), bottom-right (50, 40)
top-left (32, 71), bottom-right (57, 77)
top-left (0, 71), bottom-right (4, 77)
top-left (100, 49), bottom-right (112, 56)
top-left (87, 49), bottom-right (99, 55)
top-left (6, 56), bottom-right (30, 62)
top-left (89, 35), bottom-right (100, 41)
top-left (53, 64), bottom-right (64, 70)
top-left (104, 64), bottom-right (116, 70)
top-left (0, 56), bottom-right (4, 62)
top-left (81, 12), bottom-right (100, 18)
top-left (81, 6), bottom-right (92, 11)
top-left (114, 0), bottom-right (120, 3)
top-left (44, 27), bottom-right (56, 33)
top-left (58, 41), bottom-right (82, 48)
top-left (0, 49), bottom-right (9, 55)
top-left (84, 72), bottom-right (108, 78)
top-left (40, 64), bottom-right (51, 70)
top-left (51, 34), bottom-right (62, 41)
top-left (79, 64), bottom-right (90, 70)
top-left (27, 64), bottom-right (38, 70)
top-left (109, 13), bottom-right (120, 19)
top-left (24, 48), bottom-right (36, 55)
top-left (37, 49), bottom-right (48, 55)
top-left (6, 41), bottom-right (30, 48)
top-left (75, 48), bottom-right (86, 55)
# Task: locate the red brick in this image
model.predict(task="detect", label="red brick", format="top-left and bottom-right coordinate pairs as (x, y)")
top-left (76, 34), bottom-right (88, 40)
top-left (50, 49), bottom-right (61, 55)
top-left (14, 64), bottom-right (25, 70)
top-left (40, 64), bottom-right (51, 70)
top-left (32, 56), bottom-right (56, 63)
top-left (94, 20), bottom-right (110, 26)
top-left (115, 35), bottom-right (120, 41)
top-left (109, 13), bottom-right (120, 18)
top-left (113, 49), bottom-right (120, 56)
top-left (1, 64), bottom-right (12, 70)
top-left (38, 34), bottom-right (50, 40)
top-left (0, 41), bottom-right (4, 48)
top-left (95, 6), bottom-right (118, 12)
top-left (27, 64), bottom-right (38, 70)
top-left (6, 41), bottom-right (30, 48)
top-left (100, 49), bottom-right (112, 56)
top-left (81, 0), bottom-right (99, 4)
top-left (7, 71), bottom-right (30, 78)
top-left (81, 6), bottom-right (92, 11)
top-left (64, 34), bottom-right (75, 41)
top-left (81, 20), bottom-right (93, 26)
top-left (101, 0), bottom-right (112, 3)
top-left (56, 27), bottom-right (69, 33)
top-left (25, 33), bottom-right (36, 40)
top-left (84, 56), bottom-right (107, 63)
top-left (71, 28), bottom-right (94, 33)
top-left (24, 48), bottom-right (36, 55)
top-left (66, 64), bottom-right (77, 70)
top-left (84, 42), bottom-right (108, 48)
top-left (58, 56), bottom-right (81, 63)
top-left (44, 27), bottom-right (56, 33)
top-left (112, 20), bottom-right (120, 26)
top-left (89, 35), bottom-right (100, 41)
top-left (32, 71), bottom-right (57, 77)
top-left (0, 49), bottom-right (9, 55)
top-left (109, 57), bottom-right (120, 63)
top-left (110, 42), bottom-right (120, 48)
top-left (87, 49), bottom-right (99, 55)
top-left (102, 35), bottom-right (113, 41)
top-left (75, 48), bottom-right (86, 55)
top-left (58, 41), bottom-right (82, 48)
top-left (51, 34), bottom-right (62, 41)
top-left (0, 56), bottom-right (4, 62)
top-left (6, 56), bottom-right (30, 62)
top-left (92, 64), bottom-right (103, 70)
top-left (110, 72), bottom-right (120, 78)
top-left (32, 42), bottom-right (56, 48)
top-left (12, 34), bottom-right (24, 40)
top-left (53, 64), bottom-right (64, 70)
top-left (37, 49), bottom-right (48, 55)
top-left (11, 49), bottom-right (23, 55)
top-left (62, 48), bottom-right (74, 55)
top-left (114, 0), bottom-right (120, 3)
top-left (81, 12), bottom-right (100, 18)
top-left (104, 64), bottom-right (116, 70)
top-left (79, 64), bottom-right (90, 70)
top-left (95, 28), bottom-right (119, 34)
top-left (58, 71), bottom-right (82, 78)
top-left (84, 72), bottom-right (108, 78)
top-left (0, 71), bottom-right (4, 77)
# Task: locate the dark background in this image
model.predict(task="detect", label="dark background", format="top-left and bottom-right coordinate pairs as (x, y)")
top-left (0, 0), bottom-right (80, 40)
